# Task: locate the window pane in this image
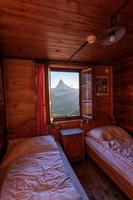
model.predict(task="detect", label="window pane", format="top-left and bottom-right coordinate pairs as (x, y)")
top-left (50, 71), bottom-right (80, 118)
top-left (82, 68), bottom-right (92, 117)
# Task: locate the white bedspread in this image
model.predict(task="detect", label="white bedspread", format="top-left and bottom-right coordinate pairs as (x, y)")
top-left (101, 139), bottom-right (133, 167)
top-left (0, 151), bottom-right (81, 200)
top-left (0, 136), bottom-right (81, 200)
top-left (85, 137), bottom-right (133, 186)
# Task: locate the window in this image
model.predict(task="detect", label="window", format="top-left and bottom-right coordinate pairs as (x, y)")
top-left (81, 68), bottom-right (93, 118)
top-left (49, 71), bottom-right (80, 120)
top-left (49, 67), bottom-right (93, 121)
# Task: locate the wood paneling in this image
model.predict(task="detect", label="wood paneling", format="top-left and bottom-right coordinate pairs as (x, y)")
top-left (0, 62), bottom-right (6, 160)
top-left (4, 59), bottom-right (37, 136)
top-left (113, 57), bottom-right (133, 133)
top-left (4, 59), bottom-right (113, 137)
top-left (0, 0), bottom-right (133, 64)
top-left (95, 65), bottom-right (113, 120)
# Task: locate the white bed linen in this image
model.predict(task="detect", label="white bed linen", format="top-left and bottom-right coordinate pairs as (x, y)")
top-left (0, 135), bottom-right (58, 170)
top-left (85, 137), bottom-right (133, 186)
top-left (0, 136), bottom-right (81, 200)
top-left (101, 139), bottom-right (133, 167)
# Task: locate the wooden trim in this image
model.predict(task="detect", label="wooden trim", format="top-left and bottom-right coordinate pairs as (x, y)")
top-left (45, 64), bottom-right (51, 124)
top-left (2, 57), bottom-right (109, 67)
top-left (50, 66), bottom-right (82, 72)
top-left (79, 71), bottom-right (82, 117)
top-left (53, 116), bottom-right (82, 122)
top-left (36, 59), bottom-right (97, 66)
top-left (81, 67), bottom-right (94, 119)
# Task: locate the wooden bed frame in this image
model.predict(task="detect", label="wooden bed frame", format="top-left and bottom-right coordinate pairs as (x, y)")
top-left (4, 119), bottom-right (89, 200)
top-left (86, 142), bottom-right (133, 200)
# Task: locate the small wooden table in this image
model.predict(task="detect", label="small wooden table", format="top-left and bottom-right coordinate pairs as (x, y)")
top-left (60, 128), bottom-right (84, 162)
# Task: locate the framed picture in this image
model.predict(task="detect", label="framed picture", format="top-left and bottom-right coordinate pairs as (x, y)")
top-left (96, 76), bottom-right (109, 95)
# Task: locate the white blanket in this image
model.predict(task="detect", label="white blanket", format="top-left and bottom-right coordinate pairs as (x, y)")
top-left (0, 136), bottom-right (81, 200)
top-left (101, 139), bottom-right (133, 167)
top-left (0, 151), bottom-right (81, 200)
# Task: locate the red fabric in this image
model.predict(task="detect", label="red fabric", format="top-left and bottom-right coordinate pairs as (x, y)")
top-left (36, 64), bottom-right (47, 135)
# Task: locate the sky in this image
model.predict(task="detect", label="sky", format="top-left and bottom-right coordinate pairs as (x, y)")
top-left (51, 71), bottom-right (79, 88)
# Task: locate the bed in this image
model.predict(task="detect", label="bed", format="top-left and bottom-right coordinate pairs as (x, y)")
top-left (0, 135), bottom-right (89, 200)
top-left (85, 125), bottom-right (133, 200)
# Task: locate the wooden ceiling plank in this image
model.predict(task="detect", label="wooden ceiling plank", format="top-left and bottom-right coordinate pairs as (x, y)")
top-left (0, 16), bottom-right (104, 39)
top-left (0, 8), bottom-right (107, 33)
top-left (0, 0), bottom-right (132, 64)
top-left (0, 0), bottom-right (111, 18)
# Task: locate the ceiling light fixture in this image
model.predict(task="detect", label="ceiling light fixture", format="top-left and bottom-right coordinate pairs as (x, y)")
top-left (109, 31), bottom-right (116, 42)
top-left (109, 34), bottom-right (115, 42)
top-left (67, 0), bottom-right (129, 61)
top-left (87, 35), bottom-right (97, 44)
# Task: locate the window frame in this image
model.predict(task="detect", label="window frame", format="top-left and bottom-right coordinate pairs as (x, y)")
top-left (47, 66), bottom-right (94, 122)
top-left (48, 67), bottom-right (82, 122)
top-left (81, 67), bottom-right (95, 120)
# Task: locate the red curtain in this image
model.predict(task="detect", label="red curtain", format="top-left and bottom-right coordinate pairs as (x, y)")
top-left (36, 63), bottom-right (47, 135)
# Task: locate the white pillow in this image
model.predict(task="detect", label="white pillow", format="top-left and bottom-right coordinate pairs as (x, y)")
top-left (0, 135), bottom-right (58, 169)
top-left (86, 127), bottom-right (104, 142)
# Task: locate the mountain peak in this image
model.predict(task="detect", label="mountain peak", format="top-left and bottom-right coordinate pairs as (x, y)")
top-left (56, 79), bottom-right (70, 89)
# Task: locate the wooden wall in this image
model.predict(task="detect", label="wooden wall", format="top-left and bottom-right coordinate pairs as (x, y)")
top-left (4, 59), bottom-right (37, 137)
top-left (55, 65), bottom-right (113, 131)
top-left (0, 62), bottom-right (6, 160)
top-left (3, 58), bottom-right (113, 138)
top-left (113, 57), bottom-right (133, 133)
top-left (95, 65), bottom-right (113, 120)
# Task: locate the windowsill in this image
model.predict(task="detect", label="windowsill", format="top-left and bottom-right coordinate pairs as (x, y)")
top-left (52, 116), bottom-right (82, 122)
top-left (51, 115), bottom-right (94, 123)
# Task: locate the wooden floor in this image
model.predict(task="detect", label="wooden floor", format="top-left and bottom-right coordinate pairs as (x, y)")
top-left (72, 158), bottom-right (130, 200)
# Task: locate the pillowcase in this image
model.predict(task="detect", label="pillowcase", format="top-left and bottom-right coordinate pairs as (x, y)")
top-left (0, 135), bottom-right (58, 169)
top-left (86, 127), bottom-right (104, 142)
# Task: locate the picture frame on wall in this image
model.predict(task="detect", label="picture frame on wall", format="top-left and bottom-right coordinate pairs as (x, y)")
top-left (96, 76), bottom-right (109, 95)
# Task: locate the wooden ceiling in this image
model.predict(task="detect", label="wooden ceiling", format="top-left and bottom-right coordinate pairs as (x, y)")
top-left (0, 0), bottom-right (133, 64)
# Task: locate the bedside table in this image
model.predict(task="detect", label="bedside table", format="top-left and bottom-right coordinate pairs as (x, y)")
top-left (60, 128), bottom-right (84, 162)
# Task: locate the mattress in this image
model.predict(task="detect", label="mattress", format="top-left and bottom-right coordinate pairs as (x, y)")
top-left (0, 135), bottom-right (82, 200)
top-left (85, 137), bottom-right (133, 187)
